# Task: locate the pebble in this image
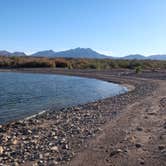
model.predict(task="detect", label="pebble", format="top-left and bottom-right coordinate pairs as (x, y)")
top-left (48, 160), bottom-right (58, 165)
top-left (138, 158), bottom-right (145, 165)
top-left (51, 146), bottom-right (59, 152)
top-left (12, 139), bottom-right (18, 145)
top-left (158, 145), bottom-right (165, 150)
top-left (110, 149), bottom-right (123, 157)
top-left (136, 127), bottom-right (143, 131)
top-left (135, 143), bottom-right (142, 148)
top-left (147, 112), bottom-right (157, 115)
top-left (14, 162), bottom-right (20, 166)
top-left (144, 116), bottom-right (148, 119)
top-left (0, 146), bottom-right (4, 154)
top-left (163, 122), bottom-right (166, 129)
top-left (161, 149), bottom-right (166, 156)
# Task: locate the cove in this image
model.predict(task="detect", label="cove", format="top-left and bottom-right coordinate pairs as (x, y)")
top-left (0, 72), bottom-right (127, 124)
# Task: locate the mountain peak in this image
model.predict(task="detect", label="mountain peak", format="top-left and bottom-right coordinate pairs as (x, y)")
top-left (53, 48), bottom-right (109, 58)
top-left (31, 48), bottom-right (109, 58)
top-left (12, 52), bottom-right (26, 56)
top-left (0, 49), bottom-right (166, 60)
top-left (122, 54), bottom-right (146, 60)
top-left (32, 50), bottom-right (56, 57)
top-left (0, 50), bottom-right (11, 56)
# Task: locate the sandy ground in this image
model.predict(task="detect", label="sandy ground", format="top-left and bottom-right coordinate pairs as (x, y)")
top-left (0, 69), bottom-right (165, 166)
top-left (68, 80), bottom-right (166, 166)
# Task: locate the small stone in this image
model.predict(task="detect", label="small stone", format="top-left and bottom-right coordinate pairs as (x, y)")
top-left (135, 143), bottom-right (142, 148)
top-left (136, 127), bottom-right (143, 131)
top-left (34, 135), bottom-right (39, 138)
top-left (65, 144), bottom-right (69, 149)
top-left (51, 132), bottom-right (56, 136)
top-left (0, 146), bottom-right (4, 154)
top-left (33, 162), bottom-right (39, 166)
top-left (147, 112), bottom-right (157, 115)
top-left (130, 136), bottom-right (136, 143)
top-left (51, 146), bottom-right (59, 152)
top-left (48, 161), bottom-right (58, 165)
top-left (13, 139), bottom-right (18, 145)
top-left (44, 152), bottom-right (50, 157)
top-left (110, 149), bottom-right (122, 157)
top-left (74, 107), bottom-right (80, 111)
top-left (12, 162), bottom-right (19, 166)
top-left (163, 122), bottom-right (166, 129)
top-left (138, 158), bottom-right (145, 165)
top-left (146, 129), bottom-right (151, 132)
top-left (39, 154), bottom-right (43, 159)
top-left (159, 134), bottom-right (166, 140)
top-left (158, 145), bottom-right (165, 150)
top-left (161, 149), bottom-right (166, 156)
top-left (61, 138), bottom-right (66, 142)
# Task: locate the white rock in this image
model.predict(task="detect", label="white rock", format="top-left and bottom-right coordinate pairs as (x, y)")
top-left (0, 146), bottom-right (4, 154)
top-left (51, 146), bottom-right (59, 152)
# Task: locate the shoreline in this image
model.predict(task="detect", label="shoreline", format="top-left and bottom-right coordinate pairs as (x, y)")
top-left (0, 69), bottom-right (165, 166)
top-left (0, 70), bottom-right (129, 125)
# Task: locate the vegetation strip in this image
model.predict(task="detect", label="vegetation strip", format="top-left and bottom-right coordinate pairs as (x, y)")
top-left (0, 56), bottom-right (166, 70)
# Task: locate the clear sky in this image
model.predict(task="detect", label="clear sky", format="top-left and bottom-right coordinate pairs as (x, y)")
top-left (0, 0), bottom-right (166, 57)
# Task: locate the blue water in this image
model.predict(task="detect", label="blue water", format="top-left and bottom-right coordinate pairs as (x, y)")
top-left (0, 72), bottom-right (127, 124)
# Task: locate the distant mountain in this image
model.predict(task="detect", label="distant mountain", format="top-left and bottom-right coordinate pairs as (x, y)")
top-left (0, 50), bottom-right (26, 56)
top-left (0, 48), bottom-right (166, 60)
top-left (55, 48), bottom-right (109, 58)
top-left (149, 55), bottom-right (166, 60)
top-left (0, 50), bottom-right (12, 56)
top-left (12, 52), bottom-right (26, 56)
top-left (122, 54), bottom-right (146, 60)
top-left (32, 47), bottom-right (110, 59)
top-left (31, 50), bottom-right (56, 57)
top-left (121, 54), bottom-right (166, 60)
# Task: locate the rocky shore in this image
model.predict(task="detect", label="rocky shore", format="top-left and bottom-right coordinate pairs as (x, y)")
top-left (0, 69), bottom-right (165, 166)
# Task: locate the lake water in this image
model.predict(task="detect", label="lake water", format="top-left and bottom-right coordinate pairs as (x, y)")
top-left (0, 72), bottom-right (127, 124)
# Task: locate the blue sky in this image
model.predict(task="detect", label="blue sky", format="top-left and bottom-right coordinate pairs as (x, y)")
top-left (0, 0), bottom-right (166, 56)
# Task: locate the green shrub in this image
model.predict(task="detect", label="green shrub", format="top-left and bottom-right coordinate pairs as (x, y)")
top-left (135, 66), bottom-right (142, 73)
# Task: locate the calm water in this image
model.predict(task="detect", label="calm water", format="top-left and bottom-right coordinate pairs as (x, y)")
top-left (0, 72), bottom-right (127, 124)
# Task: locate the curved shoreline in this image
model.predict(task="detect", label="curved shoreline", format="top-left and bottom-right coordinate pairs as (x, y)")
top-left (0, 69), bottom-right (165, 166)
top-left (0, 70), bottom-right (129, 124)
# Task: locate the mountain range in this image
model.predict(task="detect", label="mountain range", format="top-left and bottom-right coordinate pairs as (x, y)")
top-left (121, 54), bottom-right (166, 60)
top-left (0, 48), bottom-right (166, 60)
top-left (31, 48), bottom-right (109, 59)
top-left (0, 50), bottom-right (27, 57)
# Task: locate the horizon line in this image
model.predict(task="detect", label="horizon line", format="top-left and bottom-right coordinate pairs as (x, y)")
top-left (0, 48), bottom-right (166, 57)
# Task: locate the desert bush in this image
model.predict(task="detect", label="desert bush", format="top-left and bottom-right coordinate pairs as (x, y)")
top-left (135, 66), bottom-right (142, 73)
top-left (0, 56), bottom-right (166, 70)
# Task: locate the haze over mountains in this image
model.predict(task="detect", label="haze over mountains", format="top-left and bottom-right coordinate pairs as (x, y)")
top-left (0, 48), bottom-right (166, 60)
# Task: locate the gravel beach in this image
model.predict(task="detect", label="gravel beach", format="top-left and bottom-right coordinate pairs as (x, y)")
top-left (0, 69), bottom-right (165, 166)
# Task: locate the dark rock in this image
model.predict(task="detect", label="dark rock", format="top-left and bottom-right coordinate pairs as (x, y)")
top-left (136, 127), bottom-right (143, 131)
top-left (158, 145), bottom-right (165, 150)
top-left (138, 158), bottom-right (145, 165)
top-left (109, 149), bottom-right (123, 157)
top-left (135, 143), bottom-right (142, 148)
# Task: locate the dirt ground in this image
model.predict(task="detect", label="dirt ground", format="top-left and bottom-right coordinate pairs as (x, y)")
top-left (68, 79), bottom-right (166, 166)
